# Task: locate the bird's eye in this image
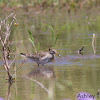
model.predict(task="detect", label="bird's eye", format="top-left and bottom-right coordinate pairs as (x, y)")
top-left (40, 54), bottom-right (43, 56)
top-left (49, 48), bottom-right (51, 51)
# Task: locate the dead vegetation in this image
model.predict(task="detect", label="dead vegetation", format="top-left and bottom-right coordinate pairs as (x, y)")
top-left (0, 13), bottom-right (16, 83)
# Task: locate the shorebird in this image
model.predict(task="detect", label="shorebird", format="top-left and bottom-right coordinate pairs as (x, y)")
top-left (20, 48), bottom-right (61, 66)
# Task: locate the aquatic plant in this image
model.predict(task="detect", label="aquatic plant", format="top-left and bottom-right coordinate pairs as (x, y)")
top-left (38, 42), bottom-right (40, 52)
top-left (42, 23), bottom-right (66, 47)
top-left (42, 23), bottom-right (55, 47)
top-left (28, 29), bottom-right (40, 53)
top-left (55, 24), bottom-right (67, 46)
top-left (28, 29), bottom-right (37, 53)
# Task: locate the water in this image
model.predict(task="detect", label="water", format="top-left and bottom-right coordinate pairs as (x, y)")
top-left (0, 8), bottom-right (100, 100)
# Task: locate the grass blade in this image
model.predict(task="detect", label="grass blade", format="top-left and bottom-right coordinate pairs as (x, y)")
top-left (54, 25), bottom-right (67, 46)
top-left (28, 29), bottom-right (34, 42)
top-left (38, 42), bottom-right (40, 51)
top-left (42, 23), bottom-right (55, 47)
top-left (28, 29), bottom-right (37, 53)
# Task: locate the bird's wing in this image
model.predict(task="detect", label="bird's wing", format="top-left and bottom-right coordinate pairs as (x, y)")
top-left (21, 53), bottom-right (39, 60)
top-left (33, 52), bottom-right (48, 60)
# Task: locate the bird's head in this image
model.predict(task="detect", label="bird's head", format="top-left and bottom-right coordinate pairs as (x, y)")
top-left (49, 48), bottom-right (61, 57)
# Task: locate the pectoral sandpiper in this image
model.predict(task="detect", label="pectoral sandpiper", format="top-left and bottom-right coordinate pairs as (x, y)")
top-left (20, 48), bottom-right (61, 66)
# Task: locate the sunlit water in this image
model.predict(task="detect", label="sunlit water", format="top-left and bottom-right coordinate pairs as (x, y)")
top-left (0, 8), bottom-right (100, 100)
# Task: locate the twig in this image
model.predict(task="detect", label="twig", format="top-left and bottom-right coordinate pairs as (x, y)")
top-left (0, 13), bottom-right (16, 83)
top-left (3, 13), bottom-right (14, 22)
top-left (8, 56), bottom-right (16, 69)
top-left (9, 15), bottom-right (16, 29)
top-left (78, 45), bottom-right (84, 55)
top-left (0, 37), bottom-right (4, 46)
top-left (92, 33), bottom-right (96, 54)
top-left (0, 82), bottom-right (7, 89)
top-left (97, 89), bottom-right (100, 98)
top-left (12, 59), bottom-right (26, 75)
top-left (22, 76), bottom-right (49, 94)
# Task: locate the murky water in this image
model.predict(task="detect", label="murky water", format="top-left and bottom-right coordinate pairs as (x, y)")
top-left (0, 8), bottom-right (100, 100)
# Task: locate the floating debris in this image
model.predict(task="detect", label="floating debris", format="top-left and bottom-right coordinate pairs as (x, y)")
top-left (97, 89), bottom-right (100, 98)
top-left (78, 45), bottom-right (84, 55)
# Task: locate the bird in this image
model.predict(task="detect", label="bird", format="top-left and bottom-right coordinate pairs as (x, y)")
top-left (20, 48), bottom-right (61, 66)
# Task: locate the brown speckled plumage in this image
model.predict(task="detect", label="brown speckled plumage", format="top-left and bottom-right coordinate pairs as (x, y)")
top-left (20, 48), bottom-right (60, 66)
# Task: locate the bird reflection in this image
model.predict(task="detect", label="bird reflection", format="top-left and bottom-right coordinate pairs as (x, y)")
top-left (28, 65), bottom-right (55, 79)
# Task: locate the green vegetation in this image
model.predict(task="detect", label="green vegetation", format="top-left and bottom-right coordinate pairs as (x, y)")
top-left (0, 6), bottom-right (100, 100)
top-left (0, 0), bottom-right (100, 11)
top-left (42, 23), bottom-right (55, 47)
top-left (28, 29), bottom-right (37, 53)
top-left (42, 23), bottom-right (66, 48)
top-left (28, 23), bottom-right (66, 51)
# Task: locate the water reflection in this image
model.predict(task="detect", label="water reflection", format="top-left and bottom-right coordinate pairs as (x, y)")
top-left (28, 65), bottom-right (55, 78)
top-left (6, 83), bottom-right (13, 100)
top-left (24, 65), bottom-right (56, 100)
top-left (0, 82), bottom-right (14, 100)
top-left (0, 7), bottom-right (100, 100)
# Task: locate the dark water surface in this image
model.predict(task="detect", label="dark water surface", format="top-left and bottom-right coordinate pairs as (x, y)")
top-left (0, 8), bottom-right (100, 100)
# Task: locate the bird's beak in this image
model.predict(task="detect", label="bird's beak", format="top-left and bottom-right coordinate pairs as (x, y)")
top-left (56, 53), bottom-right (61, 58)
